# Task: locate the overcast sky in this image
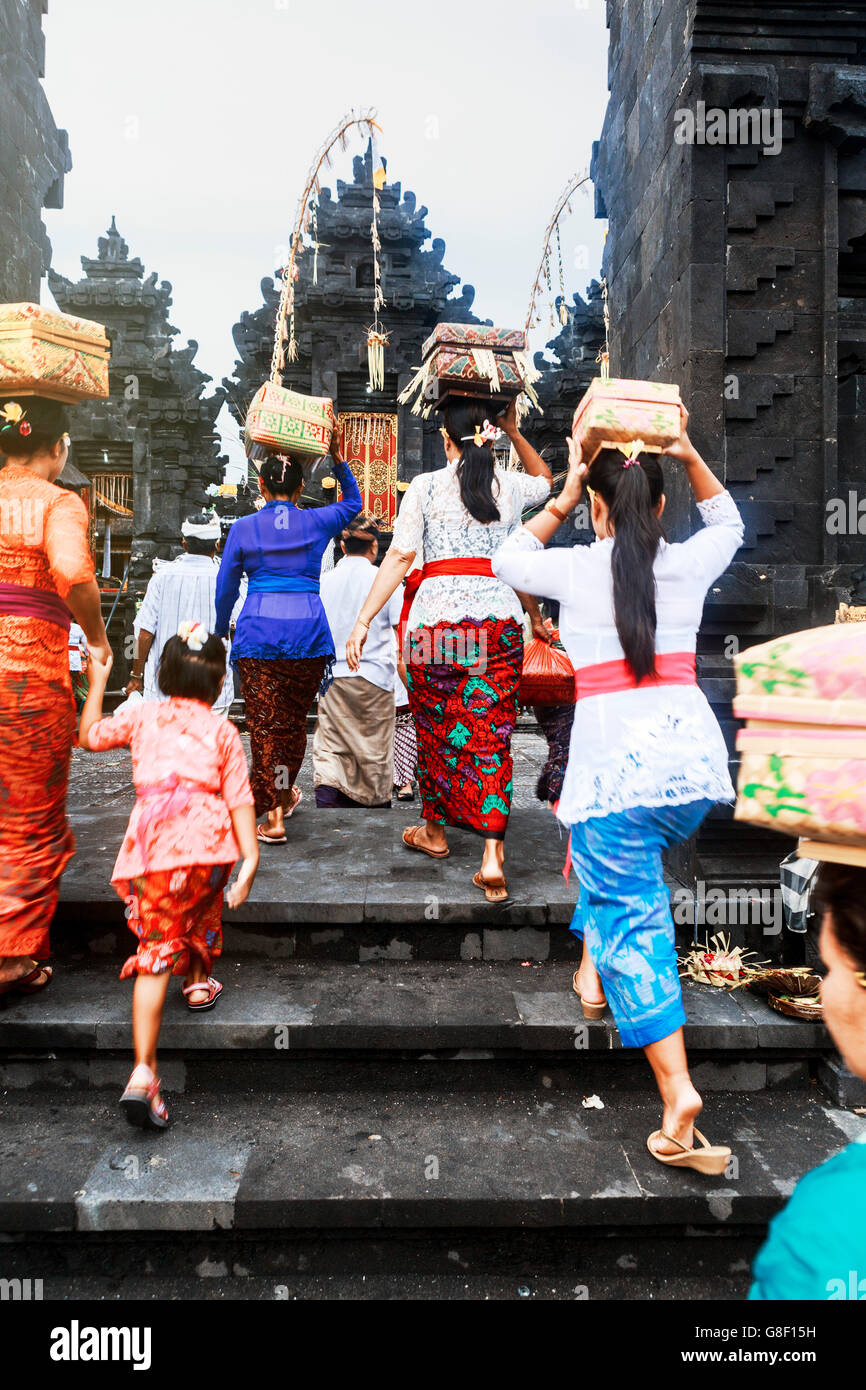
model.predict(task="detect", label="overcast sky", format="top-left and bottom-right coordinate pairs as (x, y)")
top-left (42, 0), bottom-right (609, 477)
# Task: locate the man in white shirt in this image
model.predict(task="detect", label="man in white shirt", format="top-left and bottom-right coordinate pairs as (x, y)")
top-left (125, 512), bottom-right (243, 713)
top-left (314, 515), bottom-right (403, 807)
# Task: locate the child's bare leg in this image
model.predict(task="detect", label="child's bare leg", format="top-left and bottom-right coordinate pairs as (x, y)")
top-left (131, 972), bottom-right (171, 1072)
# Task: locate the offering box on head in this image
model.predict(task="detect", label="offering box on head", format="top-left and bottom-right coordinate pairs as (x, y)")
top-left (733, 623), bottom-right (866, 849)
top-left (571, 378), bottom-right (681, 462)
top-left (0, 302), bottom-right (110, 403)
top-left (244, 382), bottom-right (335, 460)
top-left (400, 323), bottom-right (536, 413)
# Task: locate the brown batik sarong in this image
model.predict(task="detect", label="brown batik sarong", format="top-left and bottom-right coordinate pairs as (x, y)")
top-left (236, 656), bottom-right (326, 815)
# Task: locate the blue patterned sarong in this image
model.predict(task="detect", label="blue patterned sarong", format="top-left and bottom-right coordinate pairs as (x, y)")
top-left (569, 799), bottom-right (714, 1048)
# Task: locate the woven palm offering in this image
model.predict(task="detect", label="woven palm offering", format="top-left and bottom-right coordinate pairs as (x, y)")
top-left (0, 302), bottom-right (110, 402)
top-left (744, 966), bottom-right (822, 1000)
top-left (678, 933), bottom-right (765, 988)
top-left (733, 623), bottom-right (866, 848)
top-left (571, 377), bottom-right (682, 463)
top-left (768, 993), bottom-right (823, 1022)
top-left (398, 323), bottom-right (541, 416)
top-left (244, 382), bottom-right (335, 460)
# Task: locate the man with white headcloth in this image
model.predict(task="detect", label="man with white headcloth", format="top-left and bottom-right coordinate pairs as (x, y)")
top-left (125, 511), bottom-right (243, 714)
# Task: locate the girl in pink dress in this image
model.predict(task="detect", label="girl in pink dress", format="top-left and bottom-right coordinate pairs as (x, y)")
top-left (79, 622), bottom-right (259, 1129)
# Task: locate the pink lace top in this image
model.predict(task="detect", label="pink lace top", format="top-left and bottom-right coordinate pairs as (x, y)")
top-left (87, 698), bottom-right (254, 882)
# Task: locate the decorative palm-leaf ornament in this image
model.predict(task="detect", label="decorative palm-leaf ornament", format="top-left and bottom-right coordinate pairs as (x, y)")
top-left (678, 933), bottom-right (767, 988)
top-left (271, 109), bottom-right (383, 381)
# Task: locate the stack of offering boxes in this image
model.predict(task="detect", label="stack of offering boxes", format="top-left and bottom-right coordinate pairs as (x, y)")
top-left (244, 381), bottom-right (336, 463)
top-left (571, 376), bottom-right (682, 462)
top-left (734, 624), bottom-right (866, 868)
top-left (0, 302), bottom-right (110, 402)
top-left (398, 323), bottom-right (541, 416)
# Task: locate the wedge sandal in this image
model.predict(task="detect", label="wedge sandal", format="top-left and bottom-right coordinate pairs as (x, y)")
top-left (647, 1127), bottom-right (731, 1175)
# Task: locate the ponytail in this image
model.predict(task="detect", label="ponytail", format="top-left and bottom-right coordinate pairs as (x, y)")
top-left (585, 449), bottom-right (665, 682)
top-left (441, 398), bottom-right (500, 524)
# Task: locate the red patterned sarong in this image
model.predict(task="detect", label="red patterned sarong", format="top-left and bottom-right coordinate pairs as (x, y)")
top-left (118, 863), bottom-right (231, 978)
top-left (0, 675), bottom-right (76, 959)
top-left (406, 617), bottom-right (523, 839)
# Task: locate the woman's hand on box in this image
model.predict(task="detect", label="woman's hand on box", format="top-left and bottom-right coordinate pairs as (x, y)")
top-left (664, 403), bottom-right (699, 464)
top-left (561, 435), bottom-right (588, 507)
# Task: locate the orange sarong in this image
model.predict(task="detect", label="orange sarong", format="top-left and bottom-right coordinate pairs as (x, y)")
top-left (0, 675), bottom-right (76, 958)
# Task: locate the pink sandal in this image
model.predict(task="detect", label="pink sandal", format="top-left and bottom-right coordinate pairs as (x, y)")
top-left (182, 976), bottom-right (222, 1012)
top-left (120, 1064), bottom-right (169, 1129)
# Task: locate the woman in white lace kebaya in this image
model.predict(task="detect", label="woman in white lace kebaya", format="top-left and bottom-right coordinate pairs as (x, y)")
top-left (345, 398), bottom-right (551, 899)
top-left (492, 408), bottom-right (743, 1174)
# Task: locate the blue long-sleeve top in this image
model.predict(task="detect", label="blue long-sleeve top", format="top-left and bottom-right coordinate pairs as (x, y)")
top-left (214, 460), bottom-right (362, 662)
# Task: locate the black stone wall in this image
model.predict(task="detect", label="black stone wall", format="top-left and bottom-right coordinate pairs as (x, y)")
top-left (591, 0), bottom-right (866, 885)
top-left (0, 0), bottom-right (70, 301)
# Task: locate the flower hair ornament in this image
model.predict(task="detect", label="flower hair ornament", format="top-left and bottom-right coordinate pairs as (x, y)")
top-left (177, 620), bottom-right (208, 652)
top-left (618, 438), bottom-right (645, 468)
top-left (0, 402), bottom-right (31, 438)
top-left (461, 419), bottom-right (502, 448)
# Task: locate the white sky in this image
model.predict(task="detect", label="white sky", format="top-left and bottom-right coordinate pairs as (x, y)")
top-left (41, 0), bottom-right (609, 478)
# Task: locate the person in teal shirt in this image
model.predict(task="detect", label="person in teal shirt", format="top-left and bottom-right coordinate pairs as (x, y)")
top-left (750, 862), bottom-right (866, 1300)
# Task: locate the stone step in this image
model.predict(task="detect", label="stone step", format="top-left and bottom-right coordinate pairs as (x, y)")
top-left (0, 962), bottom-right (831, 1094)
top-left (1, 1086), bottom-right (861, 1237)
top-left (0, 1231), bottom-right (762, 1301)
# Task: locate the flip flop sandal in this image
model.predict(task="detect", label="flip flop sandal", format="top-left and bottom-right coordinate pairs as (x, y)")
top-left (402, 825), bottom-right (450, 859)
top-left (120, 1066), bottom-right (169, 1130)
top-left (182, 976), bottom-right (223, 1012)
top-left (647, 1128), bottom-right (731, 1175)
top-left (284, 787), bottom-right (303, 818)
top-left (0, 963), bottom-right (53, 997)
top-left (257, 825), bottom-right (287, 844)
top-left (571, 971), bottom-right (607, 1019)
top-left (472, 871), bottom-right (509, 904)
top-left (396, 786), bottom-right (415, 801)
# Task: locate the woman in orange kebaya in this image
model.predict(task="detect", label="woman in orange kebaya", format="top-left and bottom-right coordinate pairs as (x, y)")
top-left (0, 395), bottom-right (110, 997)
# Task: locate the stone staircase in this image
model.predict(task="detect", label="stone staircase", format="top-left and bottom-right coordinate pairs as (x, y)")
top-left (2, 796), bottom-right (863, 1300)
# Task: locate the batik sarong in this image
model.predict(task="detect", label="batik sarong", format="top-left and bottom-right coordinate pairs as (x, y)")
top-left (313, 674), bottom-right (395, 807)
top-left (393, 705), bottom-right (418, 787)
top-left (406, 617), bottom-right (522, 838)
top-left (532, 701), bottom-right (575, 805)
top-left (0, 675), bottom-right (76, 960)
top-left (236, 656), bottom-right (326, 816)
top-left (117, 862), bottom-right (231, 978)
top-left (568, 798), bottom-right (714, 1047)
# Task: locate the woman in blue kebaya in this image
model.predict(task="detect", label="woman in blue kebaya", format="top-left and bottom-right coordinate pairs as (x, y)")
top-left (750, 862), bottom-right (866, 1300)
top-left (215, 436), bottom-right (361, 844)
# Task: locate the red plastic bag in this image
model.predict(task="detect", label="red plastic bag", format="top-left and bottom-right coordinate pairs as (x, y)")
top-left (519, 622), bottom-right (576, 707)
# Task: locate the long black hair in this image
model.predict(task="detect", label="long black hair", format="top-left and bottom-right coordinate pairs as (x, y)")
top-left (260, 452), bottom-right (303, 499)
top-left (441, 398), bottom-right (500, 525)
top-left (585, 448), bottom-right (665, 682)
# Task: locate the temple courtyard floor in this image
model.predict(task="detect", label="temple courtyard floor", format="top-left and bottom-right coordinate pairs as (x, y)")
top-left (1, 726), bottom-right (864, 1299)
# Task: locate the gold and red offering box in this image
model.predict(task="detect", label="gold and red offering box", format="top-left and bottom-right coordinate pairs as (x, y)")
top-left (571, 377), bottom-right (681, 462)
top-left (399, 323), bottom-right (538, 414)
top-left (244, 381), bottom-right (335, 459)
top-left (733, 623), bottom-right (866, 849)
top-left (0, 302), bottom-right (110, 403)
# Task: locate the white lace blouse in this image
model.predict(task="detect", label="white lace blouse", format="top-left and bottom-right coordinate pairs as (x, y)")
top-left (491, 490), bottom-right (745, 825)
top-left (390, 460), bottom-right (551, 628)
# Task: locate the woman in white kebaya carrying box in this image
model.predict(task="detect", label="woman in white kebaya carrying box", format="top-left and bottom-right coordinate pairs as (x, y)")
top-left (492, 406), bottom-right (744, 1174)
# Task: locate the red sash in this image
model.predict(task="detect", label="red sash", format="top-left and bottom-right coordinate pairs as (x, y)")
top-left (399, 558), bottom-right (495, 637)
top-left (574, 650), bottom-right (696, 701)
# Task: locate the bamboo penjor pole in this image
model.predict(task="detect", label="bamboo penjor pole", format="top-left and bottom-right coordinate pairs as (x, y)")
top-left (270, 108), bottom-right (383, 381)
